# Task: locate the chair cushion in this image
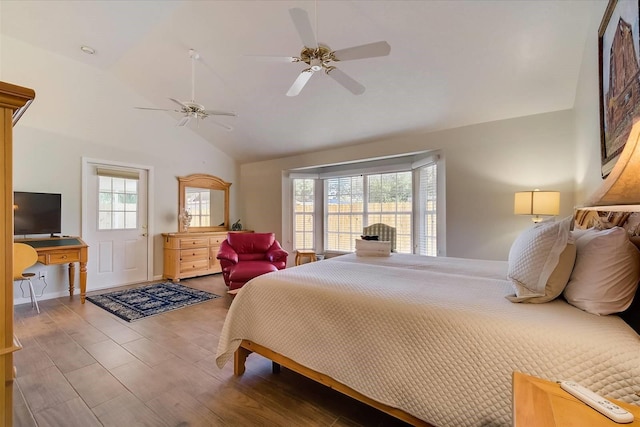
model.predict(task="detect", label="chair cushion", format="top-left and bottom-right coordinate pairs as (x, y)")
top-left (228, 261), bottom-right (278, 282)
top-left (227, 232), bottom-right (275, 254)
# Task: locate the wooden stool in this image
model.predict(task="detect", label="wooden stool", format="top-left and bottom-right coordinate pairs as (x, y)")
top-left (295, 250), bottom-right (317, 266)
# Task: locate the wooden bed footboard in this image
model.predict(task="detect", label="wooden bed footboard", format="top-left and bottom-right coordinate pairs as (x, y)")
top-left (234, 339), bottom-right (433, 427)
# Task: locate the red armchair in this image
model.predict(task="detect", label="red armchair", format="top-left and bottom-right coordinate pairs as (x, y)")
top-left (217, 232), bottom-right (288, 291)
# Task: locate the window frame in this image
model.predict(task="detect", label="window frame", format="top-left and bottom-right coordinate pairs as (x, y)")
top-left (293, 177), bottom-right (316, 250)
top-left (97, 175), bottom-right (139, 231)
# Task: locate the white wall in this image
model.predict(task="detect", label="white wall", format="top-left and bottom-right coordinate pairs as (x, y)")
top-left (574, 1), bottom-right (609, 202)
top-left (241, 109), bottom-right (576, 261)
top-left (3, 36), bottom-right (239, 302)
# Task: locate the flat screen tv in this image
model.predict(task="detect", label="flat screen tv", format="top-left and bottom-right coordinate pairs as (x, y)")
top-left (14, 191), bottom-right (62, 236)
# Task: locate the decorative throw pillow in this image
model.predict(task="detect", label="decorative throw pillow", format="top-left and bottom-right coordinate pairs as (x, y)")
top-left (507, 216), bottom-right (572, 300)
top-left (563, 227), bottom-right (640, 315)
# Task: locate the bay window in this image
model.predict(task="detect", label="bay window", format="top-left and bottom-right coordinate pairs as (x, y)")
top-left (291, 153), bottom-right (440, 256)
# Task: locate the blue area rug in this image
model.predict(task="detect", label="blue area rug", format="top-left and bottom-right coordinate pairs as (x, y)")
top-left (86, 282), bottom-right (220, 322)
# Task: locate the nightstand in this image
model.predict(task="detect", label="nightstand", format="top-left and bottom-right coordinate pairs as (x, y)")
top-left (513, 372), bottom-right (640, 426)
top-left (295, 249), bottom-right (317, 266)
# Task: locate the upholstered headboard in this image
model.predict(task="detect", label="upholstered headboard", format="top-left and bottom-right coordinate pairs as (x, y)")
top-left (574, 209), bottom-right (640, 236)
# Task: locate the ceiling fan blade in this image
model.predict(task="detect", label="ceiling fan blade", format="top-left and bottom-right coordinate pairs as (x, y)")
top-left (177, 115), bottom-right (191, 127)
top-left (208, 119), bottom-right (234, 131)
top-left (245, 55), bottom-right (300, 63)
top-left (289, 8), bottom-right (317, 48)
top-left (134, 107), bottom-right (175, 111)
top-left (203, 110), bottom-right (237, 117)
top-left (286, 69), bottom-right (315, 97)
top-left (326, 67), bottom-right (365, 95)
top-left (169, 98), bottom-right (189, 109)
top-left (332, 41), bottom-right (391, 61)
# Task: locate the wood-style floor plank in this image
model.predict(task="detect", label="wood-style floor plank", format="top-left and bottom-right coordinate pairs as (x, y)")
top-left (12, 274), bottom-right (411, 426)
top-left (64, 363), bottom-right (128, 408)
top-left (108, 359), bottom-right (175, 402)
top-left (121, 337), bottom-right (177, 366)
top-left (83, 338), bottom-right (137, 370)
top-left (91, 392), bottom-right (169, 427)
top-left (12, 382), bottom-right (36, 427)
top-left (16, 365), bottom-right (80, 413)
top-left (145, 387), bottom-right (225, 426)
top-left (33, 397), bottom-right (101, 427)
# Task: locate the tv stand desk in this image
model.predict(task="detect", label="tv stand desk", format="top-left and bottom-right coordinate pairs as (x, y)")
top-left (15, 237), bottom-right (89, 303)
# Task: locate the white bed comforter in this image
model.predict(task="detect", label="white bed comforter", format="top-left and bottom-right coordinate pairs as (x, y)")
top-left (216, 253), bottom-right (640, 427)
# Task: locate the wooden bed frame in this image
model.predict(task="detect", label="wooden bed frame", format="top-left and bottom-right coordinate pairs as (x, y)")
top-left (234, 339), bottom-right (434, 427)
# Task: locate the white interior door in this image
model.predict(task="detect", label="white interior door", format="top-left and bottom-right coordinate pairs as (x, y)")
top-left (84, 162), bottom-right (149, 289)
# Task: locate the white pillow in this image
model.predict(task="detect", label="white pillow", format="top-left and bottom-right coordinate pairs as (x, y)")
top-left (563, 227), bottom-right (640, 315)
top-left (571, 228), bottom-right (590, 240)
top-left (355, 239), bottom-right (391, 255)
top-left (507, 241), bottom-right (576, 303)
top-left (507, 216), bottom-right (572, 300)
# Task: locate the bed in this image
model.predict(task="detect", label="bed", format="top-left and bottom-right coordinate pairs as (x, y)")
top-left (215, 215), bottom-right (640, 426)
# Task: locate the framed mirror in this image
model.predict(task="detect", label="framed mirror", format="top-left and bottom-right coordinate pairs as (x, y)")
top-left (178, 174), bottom-right (230, 232)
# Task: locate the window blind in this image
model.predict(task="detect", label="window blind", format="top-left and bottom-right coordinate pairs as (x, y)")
top-left (417, 162), bottom-right (437, 256)
top-left (96, 167), bottom-right (140, 180)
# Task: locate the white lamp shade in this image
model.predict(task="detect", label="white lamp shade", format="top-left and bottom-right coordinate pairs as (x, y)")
top-left (514, 191), bottom-right (560, 216)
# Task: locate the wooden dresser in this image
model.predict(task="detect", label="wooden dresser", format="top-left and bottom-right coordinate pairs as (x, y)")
top-left (162, 231), bottom-right (251, 281)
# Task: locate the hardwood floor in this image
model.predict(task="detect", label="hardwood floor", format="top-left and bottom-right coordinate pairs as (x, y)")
top-left (12, 275), bottom-right (410, 426)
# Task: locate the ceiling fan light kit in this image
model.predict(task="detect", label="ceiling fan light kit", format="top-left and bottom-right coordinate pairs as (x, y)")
top-left (135, 49), bottom-right (236, 130)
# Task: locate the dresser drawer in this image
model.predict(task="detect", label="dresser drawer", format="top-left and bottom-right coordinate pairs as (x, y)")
top-left (43, 250), bottom-right (81, 264)
top-left (179, 238), bottom-right (209, 248)
top-left (180, 247), bottom-right (208, 262)
top-left (180, 259), bottom-right (209, 273)
top-left (209, 235), bottom-right (226, 245)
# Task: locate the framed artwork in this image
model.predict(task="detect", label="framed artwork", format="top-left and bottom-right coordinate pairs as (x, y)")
top-left (598, 0), bottom-right (640, 177)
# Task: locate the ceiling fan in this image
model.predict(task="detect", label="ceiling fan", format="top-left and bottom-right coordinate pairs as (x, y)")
top-left (260, 8), bottom-right (391, 96)
top-left (135, 49), bottom-right (236, 130)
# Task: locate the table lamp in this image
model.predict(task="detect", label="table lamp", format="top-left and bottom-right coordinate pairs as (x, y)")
top-left (514, 189), bottom-right (560, 223)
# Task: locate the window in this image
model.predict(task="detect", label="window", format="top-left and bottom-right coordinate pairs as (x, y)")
top-left (367, 172), bottom-right (412, 253)
top-left (416, 163), bottom-right (437, 256)
top-left (293, 178), bottom-right (315, 250)
top-left (325, 172), bottom-right (413, 253)
top-left (326, 176), bottom-right (364, 252)
top-left (98, 176), bottom-right (138, 230)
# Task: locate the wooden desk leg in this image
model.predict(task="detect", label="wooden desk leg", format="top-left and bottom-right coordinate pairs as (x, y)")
top-left (79, 261), bottom-right (87, 303)
top-left (68, 262), bottom-right (75, 297)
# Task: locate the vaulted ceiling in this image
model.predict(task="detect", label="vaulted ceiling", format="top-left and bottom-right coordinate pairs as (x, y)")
top-left (1, 1), bottom-right (605, 163)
